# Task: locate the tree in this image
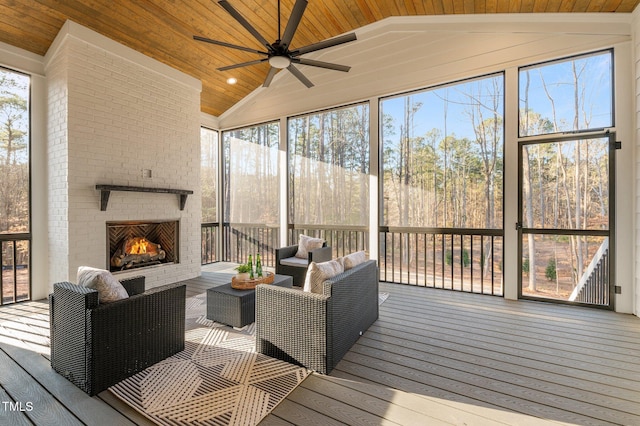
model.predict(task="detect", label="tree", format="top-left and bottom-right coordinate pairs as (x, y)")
top-left (464, 77), bottom-right (503, 230)
top-left (519, 52), bottom-right (611, 296)
top-left (0, 71), bottom-right (29, 234)
top-left (200, 128), bottom-right (218, 223)
top-left (288, 104), bottom-right (370, 231)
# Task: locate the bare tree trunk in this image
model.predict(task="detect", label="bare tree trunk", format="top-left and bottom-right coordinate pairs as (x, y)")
top-left (359, 106), bottom-right (368, 226)
top-left (536, 145), bottom-right (545, 225)
top-left (523, 146), bottom-right (537, 291)
top-left (572, 63), bottom-right (583, 285)
top-left (557, 148), bottom-right (577, 286)
top-left (303, 117), bottom-right (311, 224)
top-left (403, 96), bottom-right (411, 228)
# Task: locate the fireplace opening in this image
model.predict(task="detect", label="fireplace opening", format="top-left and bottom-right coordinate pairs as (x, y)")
top-left (106, 220), bottom-right (179, 272)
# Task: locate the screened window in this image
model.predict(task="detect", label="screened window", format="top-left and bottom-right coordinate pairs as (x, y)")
top-left (288, 103), bottom-right (370, 226)
top-left (380, 74), bottom-right (504, 229)
top-left (222, 122), bottom-right (279, 224)
top-left (519, 50), bottom-right (613, 137)
top-left (201, 127), bottom-right (218, 223)
top-left (0, 67), bottom-right (30, 303)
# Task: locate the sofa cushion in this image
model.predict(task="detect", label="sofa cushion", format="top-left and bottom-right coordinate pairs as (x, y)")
top-left (77, 266), bottom-right (129, 303)
top-left (342, 251), bottom-right (367, 270)
top-left (303, 259), bottom-right (344, 294)
top-left (279, 256), bottom-right (309, 267)
top-left (295, 234), bottom-right (324, 259)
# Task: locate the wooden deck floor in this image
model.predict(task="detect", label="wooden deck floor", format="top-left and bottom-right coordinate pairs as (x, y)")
top-left (1, 264), bottom-right (639, 425)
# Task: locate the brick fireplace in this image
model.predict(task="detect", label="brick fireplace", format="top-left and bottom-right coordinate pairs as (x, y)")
top-left (45, 21), bottom-right (202, 288)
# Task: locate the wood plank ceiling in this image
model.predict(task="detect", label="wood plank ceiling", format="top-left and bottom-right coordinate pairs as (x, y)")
top-left (0, 0), bottom-right (638, 117)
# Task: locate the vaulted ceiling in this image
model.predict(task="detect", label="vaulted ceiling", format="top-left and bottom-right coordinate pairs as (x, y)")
top-left (0, 1), bottom-right (638, 117)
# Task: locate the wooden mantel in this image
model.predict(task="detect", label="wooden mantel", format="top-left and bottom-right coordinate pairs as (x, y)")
top-left (96, 185), bottom-right (193, 211)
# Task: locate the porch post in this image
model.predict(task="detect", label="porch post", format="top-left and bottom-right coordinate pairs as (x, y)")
top-left (503, 67), bottom-right (519, 300)
top-left (369, 98), bottom-right (379, 261)
top-left (279, 117), bottom-right (289, 248)
top-left (217, 128), bottom-right (224, 261)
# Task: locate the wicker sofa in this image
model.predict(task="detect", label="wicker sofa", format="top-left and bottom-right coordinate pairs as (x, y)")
top-left (49, 276), bottom-right (186, 396)
top-left (275, 242), bottom-right (332, 287)
top-left (256, 259), bottom-right (379, 374)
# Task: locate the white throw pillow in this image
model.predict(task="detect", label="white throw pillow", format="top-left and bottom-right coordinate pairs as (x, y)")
top-left (295, 234), bottom-right (324, 259)
top-left (343, 251), bottom-right (367, 270)
top-left (303, 259), bottom-right (344, 294)
top-left (77, 266), bottom-right (129, 303)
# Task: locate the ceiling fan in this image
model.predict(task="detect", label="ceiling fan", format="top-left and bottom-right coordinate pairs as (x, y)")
top-left (194, 0), bottom-right (357, 88)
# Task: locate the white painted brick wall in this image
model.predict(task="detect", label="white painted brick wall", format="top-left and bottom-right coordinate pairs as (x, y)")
top-left (46, 31), bottom-right (201, 288)
top-left (46, 45), bottom-right (70, 285)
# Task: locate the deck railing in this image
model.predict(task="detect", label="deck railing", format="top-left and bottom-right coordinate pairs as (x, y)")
top-left (379, 226), bottom-right (504, 296)
top-left (202, 222), bottom-right (279, 267)
top-left (288, 224), bottom-right (369, 258)
top-left (202, 222), bottom-right (504, 296)
top-left (201, 222), bottom-right (219, 264)
top-left (569, 238), bottom-right (609, 305)
top-left (0, 234), bottom-right (30, 305)
top-left (222, 223), bottom-right (279, 267)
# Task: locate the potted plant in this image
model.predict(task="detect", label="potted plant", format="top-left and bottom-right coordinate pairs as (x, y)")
top-left (234, 263), bottom-right (252, 281)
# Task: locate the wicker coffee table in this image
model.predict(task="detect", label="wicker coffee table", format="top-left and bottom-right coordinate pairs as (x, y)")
top-left (206, 274), bottom-right (293, 327)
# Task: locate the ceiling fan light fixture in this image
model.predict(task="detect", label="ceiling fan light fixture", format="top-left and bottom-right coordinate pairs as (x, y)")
top-left (269, 55), bottom-right (291, 69)
top-left (194, 0), bottom-right (356, 88)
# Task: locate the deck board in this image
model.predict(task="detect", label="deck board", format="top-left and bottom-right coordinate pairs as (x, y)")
top-left (296, 374), bottom-right (468, 425)
top-left (285, 384), bottom-right (401, 426)
top-left (0, 387), bottom-right (33, 425)
top-left (0, 264), bottom-right (639, 425)
top-left (0, 347), bottom-right (84, 425)
top-left (376, 306), bottom-right (640, 382)
top-left (265, 399), bottom-right (347, 426)
top-left (267, 282), bottom-right (640, 426)
top-left (95, 391), bottom-right (157, 426)
top-left (304, 373), bottom-right (555, 426)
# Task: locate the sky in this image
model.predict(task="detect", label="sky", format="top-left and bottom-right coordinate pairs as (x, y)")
top-left (379, 50), bottom-right (613, 145)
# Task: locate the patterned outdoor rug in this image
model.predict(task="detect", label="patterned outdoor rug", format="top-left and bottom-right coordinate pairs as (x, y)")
top-left (109, 293), bottom-right (310, 426)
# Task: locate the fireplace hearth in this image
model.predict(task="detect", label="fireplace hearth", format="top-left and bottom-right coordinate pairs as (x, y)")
top-left (106, 220), bottom-right (179, 272)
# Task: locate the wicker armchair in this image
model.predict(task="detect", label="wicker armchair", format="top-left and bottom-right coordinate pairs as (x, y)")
top-left (275, 242), bottom-right (332, 287)
top-left (49, 276), bottom-right (186, 396)
top-left (256, 260), bottom-right (378, 374)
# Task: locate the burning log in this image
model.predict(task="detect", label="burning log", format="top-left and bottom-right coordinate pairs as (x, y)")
top-left (111, 237), bottom-right (166, 269)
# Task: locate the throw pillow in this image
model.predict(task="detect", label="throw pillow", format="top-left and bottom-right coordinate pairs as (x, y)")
top-left (343, 251), bottom-right (367, 270)
top-left (295, 234), bottom-right (324, 259)
top-left (303, 259), bottom-right (344, 294)
top-left (77, 266), bottom-right (129, 303)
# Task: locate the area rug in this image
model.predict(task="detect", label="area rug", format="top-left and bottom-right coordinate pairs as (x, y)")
top-left (109, 293), bottom-right (309, 426)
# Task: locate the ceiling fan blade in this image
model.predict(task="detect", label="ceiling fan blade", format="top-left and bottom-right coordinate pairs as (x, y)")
top-left (291, 33), bottom-right (357, 57)
top-left (287, 64), bottom-right (314, 88)
top-left (218, 0), bottom-right (272, 51)
top-left (294, 58), bottom-right (350, 72)
top-left (280, 0), bottom-right (307, 48)
top-left (218, 58), bottom-right (268, 71)
top-left (263, 67), bottom-right (279, 87)
top-left (193, 35), bottom-right (269, 55)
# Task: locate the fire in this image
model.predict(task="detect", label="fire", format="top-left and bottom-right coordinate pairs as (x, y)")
top-left (127, 237), bottom-right (149, 255)
top-left (111, 236), bottom-right (165, 269)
